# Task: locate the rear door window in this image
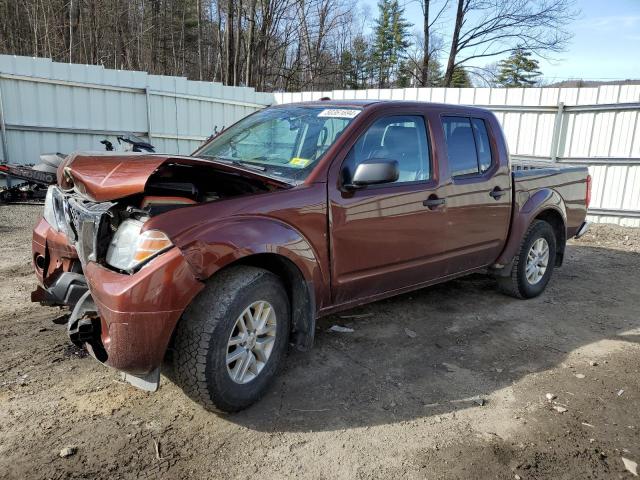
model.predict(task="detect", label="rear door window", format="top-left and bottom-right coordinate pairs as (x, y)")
top-left (471, 118), bottom-right (492, 173)
top-left (442, 116), bottom-right (493, 177)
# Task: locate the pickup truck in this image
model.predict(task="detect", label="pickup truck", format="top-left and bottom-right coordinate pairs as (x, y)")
top-left (31, 100), bottom-right (590, 412)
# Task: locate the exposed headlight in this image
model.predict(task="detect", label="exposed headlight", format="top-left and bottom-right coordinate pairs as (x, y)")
top-left (43, 186), bottom-right (66, 233)
top-left (106, 219), bottom-right (173, 272)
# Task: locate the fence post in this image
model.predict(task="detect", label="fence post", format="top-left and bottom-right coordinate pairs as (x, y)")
top-left (549, 101), bottom-right (565, 162)
top-left (145, 87), bottom-right (153, 144)
top-left (0, 78), bottom-right (9, 163)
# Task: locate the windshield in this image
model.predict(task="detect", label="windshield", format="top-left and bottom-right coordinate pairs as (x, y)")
top-left (195, 106), bottom-right (361, 182)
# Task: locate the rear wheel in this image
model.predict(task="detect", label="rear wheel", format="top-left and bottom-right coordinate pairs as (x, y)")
top-left (169, 266), bottom-right (290, 412)
top-left (497, 220), bottom-right (557, 299)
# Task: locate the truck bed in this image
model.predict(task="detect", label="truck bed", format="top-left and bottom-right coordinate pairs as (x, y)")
top-left (510, 159), bottom-right (589, 237)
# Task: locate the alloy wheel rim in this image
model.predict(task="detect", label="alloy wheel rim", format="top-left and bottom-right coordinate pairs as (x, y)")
top-left (226, 301), bottom-right (277, 384)
top-left (525, 237), bottom-right (549, 285)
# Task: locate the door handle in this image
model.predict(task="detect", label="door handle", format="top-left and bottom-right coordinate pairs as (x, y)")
top-left (489, 187), bottom-right (506, 200)
top-left (423, 196), bottom-right (446, 209)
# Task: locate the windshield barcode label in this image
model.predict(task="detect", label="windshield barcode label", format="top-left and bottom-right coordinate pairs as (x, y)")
top-left (317, 109), bottom-right (360, 119)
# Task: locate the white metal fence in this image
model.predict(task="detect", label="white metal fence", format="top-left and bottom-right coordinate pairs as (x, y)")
top-left (0, 55), bottom-right (272, 165)
top-left (1, 56), bottom-right (639, 226)
top-left (275, 88), bottom-right (640, 227)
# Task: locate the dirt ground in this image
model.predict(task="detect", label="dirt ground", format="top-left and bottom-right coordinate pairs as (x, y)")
top-left (1, 204), bottom-right (639, 480)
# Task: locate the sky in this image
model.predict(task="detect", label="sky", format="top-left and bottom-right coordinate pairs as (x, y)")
top-left (360, 0), bottom-right (640, 82)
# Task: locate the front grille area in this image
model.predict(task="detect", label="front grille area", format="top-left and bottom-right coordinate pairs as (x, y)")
top-left (55, 193), bottom-right (115, 266)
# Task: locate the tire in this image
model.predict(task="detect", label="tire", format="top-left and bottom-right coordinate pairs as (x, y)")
top-left (497, 220), bottom-right (557, 299)
top-left (169, 266), bottom-right (290, 412)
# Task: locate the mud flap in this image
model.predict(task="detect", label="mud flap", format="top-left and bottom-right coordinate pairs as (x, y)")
top-left (120, 368), bottom-right (160, 392)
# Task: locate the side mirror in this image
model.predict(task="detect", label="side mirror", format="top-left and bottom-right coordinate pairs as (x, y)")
top-left (346, 159), bottom-right (399, 189)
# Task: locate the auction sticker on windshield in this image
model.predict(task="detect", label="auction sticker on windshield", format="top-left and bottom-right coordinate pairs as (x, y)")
top-left (317, 109), bottom-right (360, 119)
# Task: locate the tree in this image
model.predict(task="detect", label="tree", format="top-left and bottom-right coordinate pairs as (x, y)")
top-left (418, 0), bottom-right (448, 86)
top-left (405, 31), bottom-right (445, 87)
top-left (340, 35), bottom-right (371, 89)
top-left (371, 0), bottom-right (412, 88)
top-left (443, 0), bottom-right (576, 86)
top-left (496, 48), bottom-right (542, 87)
top-left (450, 66), bottom-right (471, 87)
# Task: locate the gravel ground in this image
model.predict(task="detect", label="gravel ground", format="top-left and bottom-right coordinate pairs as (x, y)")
top-left (0, 204), bottom-right (639, 480)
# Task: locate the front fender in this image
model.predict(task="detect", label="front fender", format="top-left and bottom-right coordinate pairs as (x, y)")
top-left (175, 216), bottom-right (326, 306)
top-left (494, 188), bottom-right (567, 268)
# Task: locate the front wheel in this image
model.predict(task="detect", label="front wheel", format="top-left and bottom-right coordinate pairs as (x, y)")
top-left (169, 266), bottom-right (290, 412)
top-left (497, 220), bottom-right (557, 299)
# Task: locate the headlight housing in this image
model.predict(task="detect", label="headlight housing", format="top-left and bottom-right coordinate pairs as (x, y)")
top-left (106, 219), bottom-right (173, 272)
top-left (43, 186), bottom-right (67, 233)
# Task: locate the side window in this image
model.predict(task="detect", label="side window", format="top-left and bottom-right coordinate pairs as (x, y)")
top-left (442, 116), bottom-right (494, 177)
top-left (342, 115), bottom-right (430, 184)
top-left (442, 117), bottom-right (479, 176)
top-left (471, 118), bottom-right (492, 172)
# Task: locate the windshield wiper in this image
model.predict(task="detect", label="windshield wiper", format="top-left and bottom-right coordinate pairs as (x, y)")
top-left (200, 155), bottom-right (267, 172)
top-left (231, 160), bottom-right (266, 171)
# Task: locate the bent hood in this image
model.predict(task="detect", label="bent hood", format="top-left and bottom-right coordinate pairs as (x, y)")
top-left (57, 152), bottom-right (290, 202)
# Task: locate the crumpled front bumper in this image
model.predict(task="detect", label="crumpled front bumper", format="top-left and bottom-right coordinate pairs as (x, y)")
top-left (83, 248), bottom-right (203, 375)
top-left (32, 217), bottom-right (204, 376)
top-left (31, 217), bottom-right (83, 305)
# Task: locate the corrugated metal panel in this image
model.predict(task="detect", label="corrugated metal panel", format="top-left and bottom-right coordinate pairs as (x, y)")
top-left (0, 55), bottom-right (272, 165)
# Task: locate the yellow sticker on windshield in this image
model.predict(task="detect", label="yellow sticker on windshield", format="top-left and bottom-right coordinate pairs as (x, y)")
top-left (288, 157), bottom-right (311, 168)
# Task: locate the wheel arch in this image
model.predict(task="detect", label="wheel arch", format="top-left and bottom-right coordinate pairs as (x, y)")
top-left (229, 253), bottom-right (316, 351)
top-left (173, 217), bottom-right (324, 351)
top-left (534, 208), bottom-right (566, 266)
top-left (493, 188), bottom-right (567, 275)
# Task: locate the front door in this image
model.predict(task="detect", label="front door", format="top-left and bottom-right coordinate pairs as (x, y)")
top-left (328, 114), bottom-right (449, 305)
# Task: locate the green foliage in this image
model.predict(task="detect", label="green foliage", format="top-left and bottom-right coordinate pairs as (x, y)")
top-left (426, 57), bottom-right (444, 87)
top-left (450, 66), bottom-right (471, 87)
top-left (341, 35), bottom-right (371, 89)
top-left (371, 0), bottom-right (412, 87)
top-left (496, 48), bottom-right (542, 87)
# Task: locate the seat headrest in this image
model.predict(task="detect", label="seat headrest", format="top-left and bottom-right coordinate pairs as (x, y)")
top-left (383, 126), bottom-right (419, 155)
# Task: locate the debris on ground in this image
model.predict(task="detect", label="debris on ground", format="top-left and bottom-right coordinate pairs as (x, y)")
top-left (327, 325), bottom-right (354, 333)
top-left (575, 374), bottom-right (585, 379)
top-left (59, 446), bottom-right (77, 458)
top-left (589, 360), bottom-right (598, 366)
top-left (545, 393), bottom-right (557, 401)
top-left (474, 398), bottom-right (486, 406)
top-left (153, 439), bottom-right (162, 460)
top-left (622, 457), bottom-right (638, 476)
top-left (553, 406), bottom-right (568, 413)
top-left (404, 328), bottom-right (417, 338)
top-left (618, 389), bottom-right (625, 396)
top-left (338, 313), bottom-right (373, 319)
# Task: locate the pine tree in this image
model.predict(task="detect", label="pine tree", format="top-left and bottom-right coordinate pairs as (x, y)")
top-left (450, 66), bottom-right (471, 87)
top-left (341, 35), bottom-right (371, 89)
top-left (426, 57), bottom-right (444, 86)
top-left (371, 0), bottom-right (411, 88)
top-left (496, 48), bottom-right (542, 87)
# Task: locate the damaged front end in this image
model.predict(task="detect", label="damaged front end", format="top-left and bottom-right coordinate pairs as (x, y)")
top-left (32, 154), bottom-right (287, 390)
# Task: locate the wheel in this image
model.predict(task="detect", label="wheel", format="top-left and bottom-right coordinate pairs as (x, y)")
top-left (497, 220), bottom-right (557, 299)
top-left (169, 266), bottom-right (290, 412)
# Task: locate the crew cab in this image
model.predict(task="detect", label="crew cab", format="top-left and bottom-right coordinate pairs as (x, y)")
top-left (31, 100), bottom-right (590, 412)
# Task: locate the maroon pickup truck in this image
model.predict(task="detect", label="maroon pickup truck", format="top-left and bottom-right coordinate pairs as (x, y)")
top-left (32, 100), bottom-right (590, 411)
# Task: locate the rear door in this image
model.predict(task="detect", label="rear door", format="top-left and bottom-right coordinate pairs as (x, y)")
top-left (328, 112), bottom-right (449, 305)
top-left (439, 114), bottom-right (512, 274)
